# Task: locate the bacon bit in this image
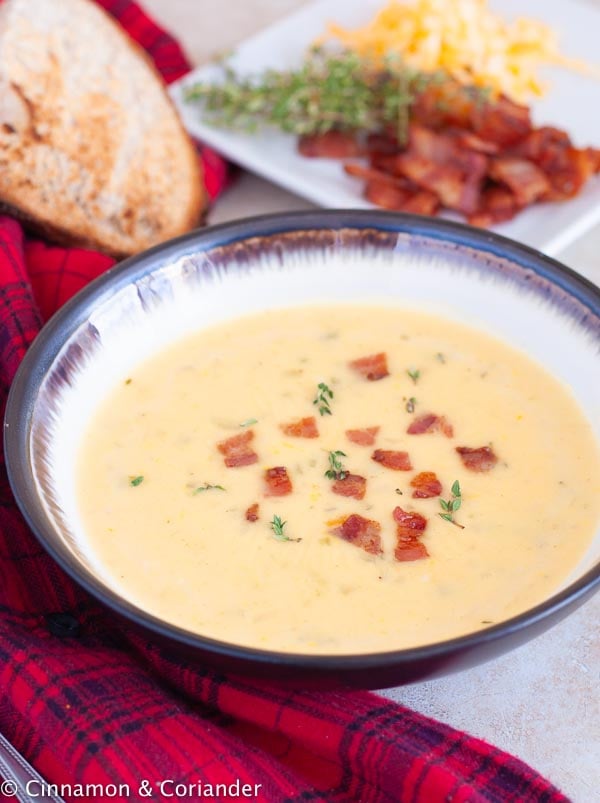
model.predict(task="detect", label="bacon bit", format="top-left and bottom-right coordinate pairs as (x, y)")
top-left (331, 473), bottom-right (367, 500)
top-left (372, 449), bottom-right (412, 471)
top-left (407, 413), bottom-right (454, 437)
top-left (217, 430), bottom-right (258, 468)
top-left (393, 506), bottom-right (429, 562)
top-left (468, 185), bottom-right (520, 228)
top-left (330, 514), bottom-right (383, 556)
top-left (263, 466), bottom-right (293, 496)
top-left (346, 426), bottom-right (380, 446)
top-left (488, 157), bottom-right (551, 206)
top-left (364, 179), bottom-right (412, 210)
top-left (410, 471), bottom-right (443, 499)
top-left (456, 446), bottom-right (498, 472)
top-left (349, 352), bottom-right (389, 381)
top-left (298, 130), bottom-right (362, 158)
top-left (280, 416), bottom-right (319, 438)
top-left (470, 95), bottom-right (532, 148)
top-left (400, 189), bottom-right (440, 216)
top-left (245, 503), bottom-right (260, 522)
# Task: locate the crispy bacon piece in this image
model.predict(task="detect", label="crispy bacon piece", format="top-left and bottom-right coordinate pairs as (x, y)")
top-left (393, 506), bottom-right (429, 562)
top-left (280, 416), bottom-right (319, 439)
top-left (468, 185), bottom-right (520, 228)
top-left (372, 449), bottom-right (412, 471)
top-left (217, 430), bottom-right (258, 468)
top-left (456, 446), bottom-right (498, 472)
top-left (331, 473), bottom-right (367, 500)
top-left (245, 503), bottom-right (260, 522)
top-left (400, 190), bottom-right (440, 216)
top-left (349, 352), bottom-right (389, 381)
top-left (364, 179), bottom-right (412, 210)
top-left (470, 95), bottom-right (532, 148)
top-left (345, 163), bottom-right (402, 185)
top-left (298, 130), bottom-right (361, 159)
top-left (407, 413), bottom-right (454, 438)
top-left (263, 466), bottom-right (293, 496)
top-left (410, 471), bottom-right (443, 499)
top-left (330, 514), bottom-right (383, 556)
top-left (412, 82), bottom-right (475, 130)
top-left (366, 132), bottom-right (400, 154)
top-left (451, 130), bottom-right (500, 155)
top-left (346, 426), bottom-right (380, 446)
top-left (488, 157), bottom-right (551, 206)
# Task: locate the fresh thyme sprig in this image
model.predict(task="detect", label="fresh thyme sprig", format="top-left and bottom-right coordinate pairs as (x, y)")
top-left (239, 418), bottom-right (258, 427)
top-left (439, 480), bottom-right (465, 529)
top-left (405, 396), bottom-right (417, 413)
top-left (193, 483), bottom-right (226, 494)
top-left (129, 475), bottom-right (144, 487)
top-left (325, 450), bottom-right (348, 480)
top-left (184, 49), bottom-right (455, 144)
top-left (270, 515), bottom-right (301, 542)
top-left (313, 382), bottom-right (334, 416)
top-left (407, 369), bottom-right (420, 384)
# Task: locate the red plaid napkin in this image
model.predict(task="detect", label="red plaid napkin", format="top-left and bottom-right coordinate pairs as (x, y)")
top-left (0, 2), bottom-right (569, 801)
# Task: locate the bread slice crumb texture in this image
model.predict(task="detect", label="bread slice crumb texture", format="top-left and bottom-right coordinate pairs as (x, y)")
top-left (0, 0), bottom-right (204, 256)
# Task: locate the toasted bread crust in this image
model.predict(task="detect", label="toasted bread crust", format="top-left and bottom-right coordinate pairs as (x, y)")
top-left (0, 0), bottom-right (206, 257)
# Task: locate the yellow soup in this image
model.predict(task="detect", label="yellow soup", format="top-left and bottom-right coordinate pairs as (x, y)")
top-left (77, 305), bottom-right (600, 654)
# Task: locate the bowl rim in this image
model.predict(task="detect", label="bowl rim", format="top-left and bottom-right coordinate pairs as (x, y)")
top-left (5, 209), bottom-right (600, 671)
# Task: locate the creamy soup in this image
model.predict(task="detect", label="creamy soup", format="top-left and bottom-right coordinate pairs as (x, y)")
top-left (77, 305), bottom-right (600, 654)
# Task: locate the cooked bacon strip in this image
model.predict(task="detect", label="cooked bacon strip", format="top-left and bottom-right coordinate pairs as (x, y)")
top-left (372, 449), bottom-right (412, 471)
top-left (451, 130), bottom-right (500, 155)
top-left (349, 352), bottom-right (389, 381)
top-left (488, 157), bottom-right (551, 206)
top-left (245, 503), bottom-right (260, 522)
top-left (263, 466), bottom-right (293, 496)
top-left (407, 413), bottom-right (453, 438)
top-left (410, 471), bottom-right (442, 499)
top-left (400, 190), bottom-right (440, 216)
top-left (470, 95), bottom-right (532, 148)
top-left (344, 163), bottom-right (402, 185)
top-left (366, 132), bottom-right (400, 154)
top-left (330, 514), bottom-right (383, 556)
top-left (331, 473), bottom-right (367, 500)
top-left (298, 130), bottom-right (361, 158)
top-left (346, 426), bottom-right (380, 446)
top-left (217, 430), bottom-right (258, 468)
top-left (456, 446), bottom-right (498, 472)
top-left (468, 185), bottom-right (520, 228)
top-left (280, 416), bottom-right (319, 439)
top-left (393, 506), bottom-right (429, 562)
top-left (364, 179), bottom-right (412, 210)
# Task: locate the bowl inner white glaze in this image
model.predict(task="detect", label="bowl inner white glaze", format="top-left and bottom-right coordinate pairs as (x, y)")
top-left (30, 230), bottom-right (600, 617)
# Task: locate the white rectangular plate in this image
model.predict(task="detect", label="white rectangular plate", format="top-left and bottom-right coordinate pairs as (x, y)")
top-left (172, 0), bottom-right (600, 256)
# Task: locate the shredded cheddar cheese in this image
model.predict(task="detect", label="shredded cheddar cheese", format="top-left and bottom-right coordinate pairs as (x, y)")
top-left (324, 0), bottom-right (596, 101)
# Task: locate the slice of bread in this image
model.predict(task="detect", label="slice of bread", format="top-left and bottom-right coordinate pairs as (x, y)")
top-left (0, 0), bottom-right (206, 257)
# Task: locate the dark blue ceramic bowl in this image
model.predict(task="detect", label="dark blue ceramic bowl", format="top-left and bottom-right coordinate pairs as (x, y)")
top-left (4, 211), bottom-right (600, 688)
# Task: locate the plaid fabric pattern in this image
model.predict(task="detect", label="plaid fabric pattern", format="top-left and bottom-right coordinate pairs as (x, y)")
top-left (0, 2), bottom-right (569, 801)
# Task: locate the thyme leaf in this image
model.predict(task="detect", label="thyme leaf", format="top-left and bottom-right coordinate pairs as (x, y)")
top-left (270, 515), bottom-right (301, 542)
top-left (325, 450), bottom-right (348, 480)
top-left (313, 381), bottom-right (334, 416)
top-left (129, 475), bottom-right (144, 487)
top-left (405, 396), bottom-right (417, 413)
top-left (439, 480), bottom-right (464, 528)
top-left (407, 369), bottom-right (420, 384)
top-left (194, 483), bottom-right (226, 494)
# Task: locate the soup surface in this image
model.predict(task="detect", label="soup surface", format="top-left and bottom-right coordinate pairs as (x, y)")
top-left (77, 305), bottom-right (600, 654)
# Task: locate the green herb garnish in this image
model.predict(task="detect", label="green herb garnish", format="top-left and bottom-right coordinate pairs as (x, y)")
top-left (129, 475), bottom-right (144, 487)
top-left (395, 488), bottom-right (403, 495)
top-left (193, 483), bottom-right (226, 494)
top-left (239, 418), bottom-right (258, 427)
top-left (405, 396), bottom-right (416, 413)
top-left (313, 382), bottom-right (334, 416)
top-left (435, 353), bottom-right (446, 364)
top-left (270, 515), bottom-right (301, 542)
top-left (407, 369), bottom-right (420, 384)
top-left (439, 480), bottom-right (465, 528)
top-left (184, 50), bottom-right (453, 144)
top-left (325, 450), bottom-right (348, 481)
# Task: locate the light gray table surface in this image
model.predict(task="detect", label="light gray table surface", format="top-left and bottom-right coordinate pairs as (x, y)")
top-left (143, 1), bottom-right (600, 799)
